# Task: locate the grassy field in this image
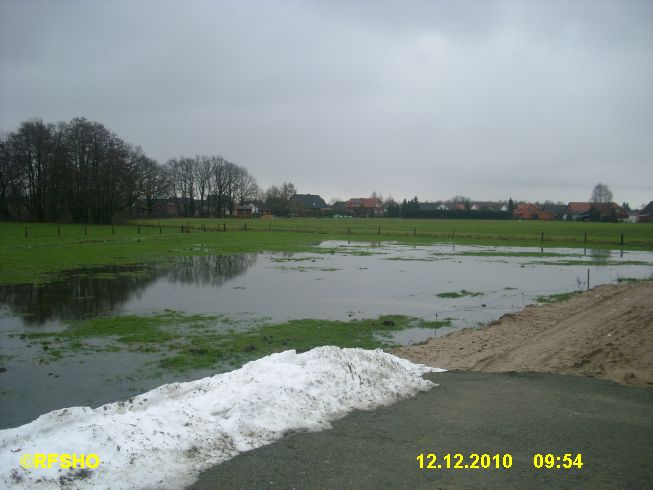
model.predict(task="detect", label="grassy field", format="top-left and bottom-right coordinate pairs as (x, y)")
top-left (1, 218), bottom-right (651, 285)
top-left (134, 216), bottom-right (652, 247)
top-left (21, 311), bottom-right (448, 373)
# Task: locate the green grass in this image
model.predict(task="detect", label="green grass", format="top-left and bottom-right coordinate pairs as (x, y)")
top-left (535, 291), bottom-right (583, 303)
top-left (453, 251), bottom-right (575, 258)
top-left (17, 311), bottom-right (450, 372)
top-left (436, 290), bottom-right (485, 298)
top-left (616, 277), bottom-right (651, 283)
top-left (1, 218), bottom-right (651, 284)
top-left (530, 260), bottom-right (650, 267)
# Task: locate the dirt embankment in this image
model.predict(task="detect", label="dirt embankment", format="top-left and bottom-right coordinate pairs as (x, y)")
top-left (394, 281), bottom-right (653, 387)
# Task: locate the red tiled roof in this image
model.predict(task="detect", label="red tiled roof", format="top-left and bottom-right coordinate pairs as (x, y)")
top-left (566, 202), bottom-right (592, 214)
top-left (346, 198), bottom-right (383, 209)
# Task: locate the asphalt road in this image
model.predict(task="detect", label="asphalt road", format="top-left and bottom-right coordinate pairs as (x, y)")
top-left (191, 371), bottom-right (653, 489)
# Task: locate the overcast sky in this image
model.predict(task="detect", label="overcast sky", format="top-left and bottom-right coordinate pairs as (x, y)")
top-left (1, 0), bottom-right (652, 207)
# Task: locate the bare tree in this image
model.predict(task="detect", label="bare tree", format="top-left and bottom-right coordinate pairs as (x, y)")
top-left (264, 182), bottom-right (297, 216)
top-left (167, 157), bottom-right (196, 217)
top-left (209, 155), bottom-right (227, 217)
top-left (194, 155), bottom-right (211, 217)
top-left (591, 183), bottom-right (613, 203)
top-left (235, 165), bottom-right (258, 206)
top-left (139, 157), bottom-right (172, 215)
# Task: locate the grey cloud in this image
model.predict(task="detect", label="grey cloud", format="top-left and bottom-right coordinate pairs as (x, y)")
top-left (1, 0), bottom-right (651, 206)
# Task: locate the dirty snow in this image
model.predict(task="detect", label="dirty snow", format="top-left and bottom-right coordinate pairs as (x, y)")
top-left (0, 347), bottom-right (442, 489)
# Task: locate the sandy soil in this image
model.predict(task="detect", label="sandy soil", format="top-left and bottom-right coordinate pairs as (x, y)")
top-left (394, 281), bottom-right (653, 387)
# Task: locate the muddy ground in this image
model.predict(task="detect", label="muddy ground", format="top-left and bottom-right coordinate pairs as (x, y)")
top-left (394, 281), bottom-right (653, 387)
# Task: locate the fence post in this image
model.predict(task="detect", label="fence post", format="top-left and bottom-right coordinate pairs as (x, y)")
top-left (111, 225), bottom-right (114, 235)
top-left (223, 223), bottom-right (226, 232)
top-left (244, 223), bottom-right (247, 231)
top-left (138, 225), bottom-right (141, 234)
top-left (181, 225), bottom-right (184, 233)
top-left (377, 225), bottom-right (381, 235)
top-left (58, 225), bottom-right (61, 237)
top-left (587, 269), bottom-right (590, 291)
top-left (620, 233), bottom-right (624, 246)
top-left (159, 224), bottom-right (162, 234)
top-left (24, 226), bottom-right (28, 238)
top-left (541, 231), bottom-right (544, 243)
top-left (584, 232), bottom-right (587, 244)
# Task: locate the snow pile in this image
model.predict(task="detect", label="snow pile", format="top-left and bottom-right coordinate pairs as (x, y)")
top-left (0, 347), bottom-right (442, 489)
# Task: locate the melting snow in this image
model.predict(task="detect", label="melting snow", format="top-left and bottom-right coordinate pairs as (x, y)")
top-left (0, 347), bottom-right (442, 489)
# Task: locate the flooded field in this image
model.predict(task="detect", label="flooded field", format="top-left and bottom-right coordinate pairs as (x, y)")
top-left (1, 241), bottom-right (651, 428)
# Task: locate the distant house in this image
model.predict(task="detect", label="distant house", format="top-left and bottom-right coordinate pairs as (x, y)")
top-left (345, 197), bottom-right (385, 217)
top-left (290, 194), bottom-right (330, 215)
top-left (470, 201), bottom-right (505, 212)
top-left (593, 202), bottom-right (628, 222)
top-left (236, 203), bottom-right (258, 218)
top-left (436, 201), bottom-right (466, 211)
top-left (132, 198), bottom-right (179, 217)
top-left (637, 202), bottom-right (653, 223)
top-left (565, 202), bottom-right (593, 221)
top-left (513, 203), bottom-right (554, 220)
top-left (565, 202), bottom-right (627, 222)
top-left (540, 203), bottom-right (567, 220)
top-left (416, 202), bottom-right (443, 211)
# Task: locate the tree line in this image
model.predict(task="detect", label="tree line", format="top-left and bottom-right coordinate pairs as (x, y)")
top-left (0, 118), bottom-right (298, 223)
top-left (0, 118), bottom-right (145, 223)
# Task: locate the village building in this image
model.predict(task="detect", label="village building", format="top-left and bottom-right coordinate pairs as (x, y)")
top-left (513, 203), bottom-right (554, 220)
top-left (637, 202), bottom-right (653, 223)
top-left (290, 194), bottom-right (330, 216)
top-left (345, 198), bottom-right (385, 217)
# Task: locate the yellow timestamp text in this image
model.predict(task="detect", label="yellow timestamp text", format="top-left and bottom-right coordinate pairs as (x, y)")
top-left (417, 453), bottom-right (513, 470)
top-left (533, 453), bottom-right (583, 469)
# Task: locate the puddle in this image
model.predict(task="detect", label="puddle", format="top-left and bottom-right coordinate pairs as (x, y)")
top-left (1, 242), bottom-right (651, 428)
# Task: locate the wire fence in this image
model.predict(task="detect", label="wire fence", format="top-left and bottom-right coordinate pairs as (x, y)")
top-left (14, 221), bottom-right (640, 248)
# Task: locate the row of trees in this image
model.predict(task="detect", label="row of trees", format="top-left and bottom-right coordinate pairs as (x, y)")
top-left (1, 118), bottom-right (148, 223)
top-left (0, 118), bottom-right (300, 222)
top-left (166, 156), bottom-right (258, 218)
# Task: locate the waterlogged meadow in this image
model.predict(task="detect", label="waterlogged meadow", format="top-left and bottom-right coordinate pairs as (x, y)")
top-left (1, 240), bottom-right (652, 428)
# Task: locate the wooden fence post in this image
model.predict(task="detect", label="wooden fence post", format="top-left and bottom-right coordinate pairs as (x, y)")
top-left (587, 269), bottom-right (590, 291)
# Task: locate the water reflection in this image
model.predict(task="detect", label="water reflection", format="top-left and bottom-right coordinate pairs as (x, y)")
top-left (588, 248), bottom-right (612, 262)
top-left (0, 255), bottom-right (256, 325)
top-left (167, 255), bottom-right (257, 286)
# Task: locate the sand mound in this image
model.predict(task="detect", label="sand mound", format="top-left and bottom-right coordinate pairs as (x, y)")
top-left (394, 281), bottom-right (653, 387)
